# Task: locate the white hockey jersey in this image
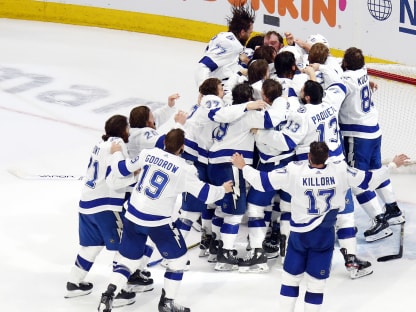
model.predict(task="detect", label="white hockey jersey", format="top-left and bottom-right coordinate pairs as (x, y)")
top-left (183, 95), bottom-right (225, 164)
top-left (79, 137), bottom-right (134, 214)
top-left (111, 147), bottom-right (226, 227)
top-left (184, 96), bottom-right (261, 164)
top-left (251, 79), bottom-right (264, 100)
top-left (208, 108), bottom-right (274, 165)
top-left (127, 105), bottom-right (177, 158)
top-left (271, 72), bottom-right (309, 98)
top-left (255, 96), bottom-right (301, 164)
top-left (256, 67), bottom-right (347, 160)
top-left (241, 160), bottom-right (389, 232)
top-left (339, 66), bottom-right (381, 139)
top-left (195, 31), bottom-right (244, 87)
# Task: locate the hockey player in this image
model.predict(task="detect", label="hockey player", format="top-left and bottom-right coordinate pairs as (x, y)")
top-left (206, 82), bottom-right (276, 271)
top-left (127, 93), bottom-right (186, 157)
top-left (194, 4), bottom-right (255, 89)
top-left (247, 58), bottom-right (270, 100)
top-left (256, 64), bottom-right (374, 278)
top-left (261, 50), bottom-right (311, 263)
top-left (65, 115), bottom-right (136, 307)
top-left (294, 33), bottom-right (343, 76)
top-left (253, 64), bottom-right (373, 277)
top-left (263, 30), bottom-right (285, 53)
top-left (125, 94), bottom-right (187, 290)
top-left (251, 45), bottom-right (277, 77)
top-left (174, 78), bottom-right (267, 264)
top-left (293, 39), bottom-right (372, 278)
top-left (339, 47), bottom-right (405, 242)
top-left (243, 79), bottom-right (301, 272)
top-left (231, 141), bottom-right (408, 312)
top-left (271, 50), bottom-right (309, 98)
top-left (97, 128), bottom-right (233, 312)
top-left (173, 79), bottom-right (225, 262)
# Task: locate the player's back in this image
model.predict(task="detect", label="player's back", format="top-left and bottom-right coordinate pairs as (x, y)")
top-left (209, 110), bottom-right (270, 165)
top-left (198, 32), bottom-right (243, 82)
top-left (126, 147), bottom-right (200, 226)
top-left (127, 127), bottom-right (163, 158)
top-left (286, 160), bottom-right (350, 232)
top-left (255, 97), bottom-right (299, 163)
top-left (271, 73), bottom-right (308, 98)
top-left (79, 137), bottom-right (127, 214)
top-left (286, 103), bottom-right (342, 160)
top-left (203, 32), bottom-right (243, 67)
top-left (184, 103), bottom-right (222, 164)
top-left (339, 66), bottom-right (381, 138)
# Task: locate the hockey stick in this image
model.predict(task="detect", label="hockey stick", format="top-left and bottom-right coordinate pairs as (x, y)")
top-left (377, 222), bottom-right (405, 262)
top-left (147, 242), bottom-right (200, 267)
top-left (8, 168), bottom-right (84, 181)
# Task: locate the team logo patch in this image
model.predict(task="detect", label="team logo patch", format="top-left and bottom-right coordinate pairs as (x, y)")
top-left (347, 167), bottom-right (358, 176)
top-left (297, 106), bottom-right (306, 113)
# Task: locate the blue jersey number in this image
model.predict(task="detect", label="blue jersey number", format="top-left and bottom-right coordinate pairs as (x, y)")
top-left (85, 160), bottom-right (99, 189)
top-left (360, 85), bottom-right (372, 113)
top-left (209, 44), bottom-right (226, 56)
top-left (316, 117), bottom-right (338, 143)
top-left (136, 165), bottom-right (169, 199)
top-left (213, 123), bottom-right (229, 141)
top-left (285, 119), bottom-right (301, 133)
top-left (304, 188), bottom-right (335, 215)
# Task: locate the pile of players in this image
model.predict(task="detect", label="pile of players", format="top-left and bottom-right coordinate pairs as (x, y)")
top-left (63, 4), bottom-right (409, 312)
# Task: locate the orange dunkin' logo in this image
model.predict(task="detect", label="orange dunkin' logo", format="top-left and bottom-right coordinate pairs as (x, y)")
top-left (206, 0), bottom-right (348, 27)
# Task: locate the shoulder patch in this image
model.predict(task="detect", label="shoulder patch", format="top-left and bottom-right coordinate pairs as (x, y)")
top-left (293, 160), bottom-right (304, 166)
top-left (275, 168), bottom-right (287, 174)
top-left (347, 167), bottom-right (358, 176)
top-left (297, 106), bottom-right (306, 113)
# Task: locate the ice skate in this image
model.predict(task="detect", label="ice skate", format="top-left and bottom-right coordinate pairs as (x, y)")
top-left (384, 202), bottom-right (405, 225)
top-left (97, 284), bottom-right (116, 312)
top-left (262, 230), bottom-right (280, 259)
top-left (207, 232), bottom-right (219, 263)
top-left (199, 229), bottom-right (212, 257)
top-left (65, 281), bottom-right (93, 298)
top-left (214, 240), bottom-right (239, 271)
top-left (158, 288), bottom-right (190, 312)
top-left (127, 269), bottom-right (154, 293)
top-left (112, 288), bottom-right (136, 308)
top-left (238, 248), bottom-right (269, 273)
top-left (340, 248), bottom-right (373, 279)
top-left (64, 281), bottom-right (93, 298)
top-left (364, 214), bottom-right (393, 242)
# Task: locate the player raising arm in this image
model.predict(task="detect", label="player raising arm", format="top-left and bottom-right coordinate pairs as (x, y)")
top-left (98, 128), bottom-right (233, 312)
top-left (231, 141), bottom-right (408, 312)
top-left (195, 4), bottom-right (255, 89)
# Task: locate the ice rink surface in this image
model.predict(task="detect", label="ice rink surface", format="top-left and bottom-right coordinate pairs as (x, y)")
top-left (0, 19), bottom-right (415, 312)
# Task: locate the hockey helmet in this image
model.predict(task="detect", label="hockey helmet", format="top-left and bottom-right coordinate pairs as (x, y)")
top-left (306, 34), bottom-right (329, 48)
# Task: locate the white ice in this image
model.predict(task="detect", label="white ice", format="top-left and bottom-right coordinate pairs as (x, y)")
top-left (0, 19), bottom-right (415, 312)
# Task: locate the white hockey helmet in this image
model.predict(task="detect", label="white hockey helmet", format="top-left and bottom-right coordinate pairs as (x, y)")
top-left (306, 33), bottom-right (329, 48)
top-left (279, 45), bottom-right (304, 69)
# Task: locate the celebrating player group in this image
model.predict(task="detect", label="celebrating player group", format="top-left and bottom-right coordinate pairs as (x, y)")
top-left (62, 3), bottom-right (410, 312)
